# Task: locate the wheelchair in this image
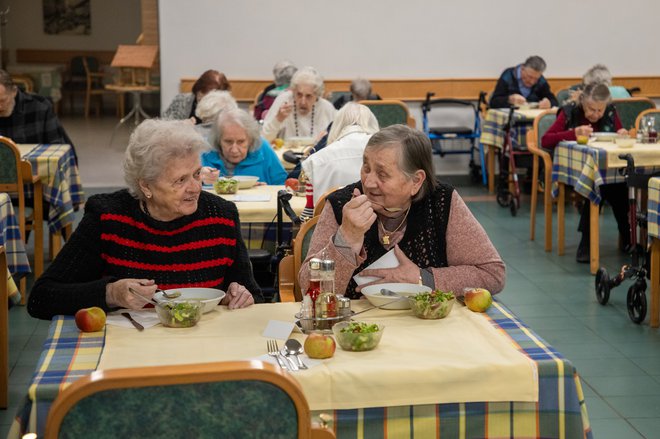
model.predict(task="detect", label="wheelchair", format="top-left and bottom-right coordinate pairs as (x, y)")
top-left (422, 92), bottom-right (487, 184)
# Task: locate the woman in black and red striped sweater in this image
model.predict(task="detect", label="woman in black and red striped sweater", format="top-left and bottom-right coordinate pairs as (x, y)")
top-left (28, 120), bottom-right (262, 320)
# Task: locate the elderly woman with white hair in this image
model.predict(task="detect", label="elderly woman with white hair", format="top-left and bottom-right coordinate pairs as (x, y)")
top-left (300, 102), bottom-right (379, 213)
top-left (261, 66), bottom-right (336, 142)
top-left (28, 119), bottom-right (262, 319)
top-left (201, 108), bottom-right (287, 185)
top-left (194, 90), bottom-right (238, 144)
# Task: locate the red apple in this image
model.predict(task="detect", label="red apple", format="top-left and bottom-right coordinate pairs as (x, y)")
top-left (75, 307), bottom-right (107, 332)
top-left (304, 333), bottom-right (336, 359)
top-left (285, 178), bottom-right (300, 192)
top-left (463, 288), bottom-right (492, 313)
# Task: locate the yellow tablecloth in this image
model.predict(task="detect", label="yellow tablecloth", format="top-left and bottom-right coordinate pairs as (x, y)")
top-left (588, 140), bottom-right (660, 168)
top-left (97, 301), bottom-right (538, 410)
top-left (206, 185), bottom-right (306, 223)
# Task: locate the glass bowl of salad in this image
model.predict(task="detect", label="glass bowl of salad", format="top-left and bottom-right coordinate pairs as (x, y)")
top-left (213, 177), bottom-right (239, 194)
top-left (408, 290), bottom-right (455, 319)
top-left (332, 321), bottom-right (384, 351)
top-left (155, 300), bottom-right (202, 328)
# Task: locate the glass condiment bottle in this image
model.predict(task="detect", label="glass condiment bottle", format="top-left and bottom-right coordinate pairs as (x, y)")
top-left (305, 258), bottom-right (322, 317)
top-left (648, 117), bottom-right (657, 143)
top-left (315, 258), bottom-right (337, 330)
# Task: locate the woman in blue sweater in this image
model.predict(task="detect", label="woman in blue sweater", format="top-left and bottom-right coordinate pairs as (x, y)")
top-left (201, 108), bottom-right (287, 185)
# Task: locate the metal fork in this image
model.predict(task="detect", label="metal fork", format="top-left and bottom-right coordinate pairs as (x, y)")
top-left (267, 339), bottom-right (290, 371)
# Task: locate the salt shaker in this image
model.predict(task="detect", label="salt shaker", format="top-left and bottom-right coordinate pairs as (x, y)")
top-left (337, 295), bottom-right (351, 319)
top-left (315, 258), bottom-right (337, 330)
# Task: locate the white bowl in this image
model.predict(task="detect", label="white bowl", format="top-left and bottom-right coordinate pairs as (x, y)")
top-left (233, 175), bottom-right (260, 189)
top-left (615, 137), bottom-right (636, 148)
top-left (155, 288), bottom-right (226, 314)
top-left (361, 283), bottom-right (432, 310)
top-left (592, 132), bottom-right (617, 142)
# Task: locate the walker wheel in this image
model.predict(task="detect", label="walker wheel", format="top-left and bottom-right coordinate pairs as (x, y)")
top-left (497, 190), bottom-right (512, 207)
top-left (626, 280), bottom-right (647, 324)
top-left (595, 267), bottom-right (611, 305)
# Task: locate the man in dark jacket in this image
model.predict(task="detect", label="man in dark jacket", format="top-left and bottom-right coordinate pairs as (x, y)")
top-left (489, 56), bottom-right (558, 109)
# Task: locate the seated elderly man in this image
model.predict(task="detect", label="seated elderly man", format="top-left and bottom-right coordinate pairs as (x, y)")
top-left (261, 66), bottom-right (336, 142)
top-left (332, 77), bottom-right (381, 109)
top-left (0, 69), bottom-right (75, 155)
top-left (490, 56), bottom-right (557, 109)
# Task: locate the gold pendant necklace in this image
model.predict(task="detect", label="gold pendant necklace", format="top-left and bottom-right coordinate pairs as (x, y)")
top-left (378, 207), bottom-right (411, 245)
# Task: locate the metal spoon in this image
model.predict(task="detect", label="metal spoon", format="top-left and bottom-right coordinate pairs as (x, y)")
top-left (380, 288), bottom-right (401, 297)
top-left (159, 289), bottom-right (181, 299)
top-left (127, 287), bottom-right (159, 306)
top-left (284, 339), bottom-right (308, 370)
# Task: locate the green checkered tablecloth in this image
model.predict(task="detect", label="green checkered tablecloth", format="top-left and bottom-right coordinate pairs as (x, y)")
top-left (10, 301), bottom-right (591, 439)
top-left (1, 193), bottom-right (29, 304)
top-left (649, 177), bottom-right (660, 239)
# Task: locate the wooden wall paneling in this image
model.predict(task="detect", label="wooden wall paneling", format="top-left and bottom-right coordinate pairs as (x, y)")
top-left (140, 0), bottom-right (159, 46)
top-left (16, 49), bottom-right (116, 66)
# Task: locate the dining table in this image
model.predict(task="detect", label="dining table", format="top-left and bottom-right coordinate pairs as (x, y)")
top-left (551, 140), bottom-right (660, 274)
top-left (0, 193), bottom-right (28, 305)
top-left (648, 176), bottom-right (660, 328)
top-left (8, 299), bottom-right (592, 439)
top-left (480, 108), bottom-right (556, 194)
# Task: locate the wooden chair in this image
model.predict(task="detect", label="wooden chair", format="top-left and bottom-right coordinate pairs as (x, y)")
top-left (63, 56), bottom-right (109, 117)
top-left (527, 110), bottom-right (557, 252)
top-left (0, 137), bottom-right (44, 303)
top-left (279, 216), bottom-right (319, 302)
top-left (359, 99), bottom-right (416, 128)
top-left (45, 361), bottom-right (335, 439)
top-left (12, 74), bottom-right (34, 93)
top-left (634, 108), bottom-right (660, 131)
top-left (0, 246), bottom-right (8, 409)
top-left (313, 186), bottom-right (339, 218)
top-left (613, 97), bottom-right (656, 130)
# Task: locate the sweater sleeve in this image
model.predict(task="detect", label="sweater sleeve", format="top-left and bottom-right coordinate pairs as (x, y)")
top-left (432, 191), bottom-right (506, 295)
top-left (221, 205), bottom-right (264, 303)
top-left (541, 110), bottom-right (575, 149)
top-left (489, 71), bottom-right (513, 109)
top-left (28, 197), bottom-right (115, 319)
top-left (537, 79), bottom-right (558, 107)
top-left (261, 140), bottom-right (287, 185)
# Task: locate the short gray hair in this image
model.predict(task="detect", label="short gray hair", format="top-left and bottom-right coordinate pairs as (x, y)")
top-left (211, 108), bottom-right (262, 154)
top-left (523, 56), bottom-right (547, 73)
top-left (327, 102), bottom-right (379, 144)
top-left (580, 82), bottom-right (611, 104)
top-left (350, 78), bottom-right (372, 101)
top-left (195, 90), bottom-right (237, 123)
top-left (291, 66), bottom-right (324, 97)
top-left (124, 119), bottom-right (207, 200)
top-left (583, 64), bottom-right (613, 86)
top-left (365, 124), bottom-right (437, 202)
top-left (273, 60), bottom-right (297, 87)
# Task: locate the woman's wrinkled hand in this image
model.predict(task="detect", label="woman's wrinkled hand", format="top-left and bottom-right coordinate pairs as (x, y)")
top-left (276, 101), bottom-right (293, 122)
top-left (200, 166), bottom-right (220, 185)
top-left (338, 188), bottom-right (377, 253)
top-left (575, 125), bottom-right (594, 137)
top-left (105, 278), bottom-right (157, 310)
top-left (355, 245), bottom-right (420, 291)
top-left (222, 282), bottom-right (255, 309)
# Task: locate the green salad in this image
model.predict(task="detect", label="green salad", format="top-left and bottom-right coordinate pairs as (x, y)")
top-left (213, 178), bottom-right (238, 194)
top-left (334, 321), bottom-right (383, 351)
top-left (156, 301), bottom-right (201, 328)
top-left (409, 290), bottom-right (455, 319)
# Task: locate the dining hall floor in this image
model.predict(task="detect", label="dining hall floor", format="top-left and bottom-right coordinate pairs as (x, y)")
top-left (3, 115), bottom-right (660, 438)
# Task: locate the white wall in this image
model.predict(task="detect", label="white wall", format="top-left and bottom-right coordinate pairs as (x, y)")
top-left (1, 0), bottom-right (141, 62)
top-left (159, 0), bottom-right (660, 108)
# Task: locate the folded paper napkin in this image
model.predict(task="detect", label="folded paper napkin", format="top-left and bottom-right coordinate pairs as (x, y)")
top-left (353, 248), bottom-right (398, 285)
top-left (106, 310), bottom-right (161, 329)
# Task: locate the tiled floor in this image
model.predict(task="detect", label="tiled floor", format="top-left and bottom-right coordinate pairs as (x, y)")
top-left (3, 117), bottom-right (660, 438)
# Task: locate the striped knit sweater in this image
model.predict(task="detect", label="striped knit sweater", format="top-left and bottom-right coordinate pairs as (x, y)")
top-left (28, 190), bottom-right (263, 319)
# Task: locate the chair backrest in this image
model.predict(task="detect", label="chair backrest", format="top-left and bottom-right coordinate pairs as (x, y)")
top-left (360, 99), bottom-right (416, 128)
top-left (556, 88), bottom-right (572, 106)
top-left (293, 216), bottom-right (319, 301)
top-left (422, 96), bottom-right (479, 135)
top-left (313, 187), bottom-right (339, 218)
top-left (635, 108), bottom-right (660, 131)
top-left (45, 361), bottom-right (334, 439)
top-left (0, 137), bottom-right (28, 239)
top-left (0, 245), bottom-right (7, 409)
top-left (12, 75), bottom-right (34, 93)
top-left (613, 97), bottom-right (656, 131)
top-left (527, 109), bottom-right (557, 154)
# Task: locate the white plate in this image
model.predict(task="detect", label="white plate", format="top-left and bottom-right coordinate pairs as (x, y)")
top-left (232, 175), bottom-right (260, 189)
top-left (155, 288), bottom-right (226, 313)
top-left (592, 132), bottom-right (617, 142)
top-left (361, 283), bottom-right (432, 310)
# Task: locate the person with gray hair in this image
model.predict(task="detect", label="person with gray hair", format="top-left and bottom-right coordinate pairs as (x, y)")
top-left (332, 77), bottom-right (382, 109)
top-left (261, 66), bottom-right (336, 141)
top-left (194, 90), bottom-right (238, 143)
top-left (201, 108), bottom-right (287, 185)
top-left (490, 55), bottom-right (558, 109)
top-left (29, 119), bottom-right (262, 319)
top-left (301, 103), bottom-right (379, 208)
top-left (253, 60), bottom-right (298, 120)
top-left (580, 64), bottom-right (630, 99)
top-left (299, 124), bottom-right (506, 299)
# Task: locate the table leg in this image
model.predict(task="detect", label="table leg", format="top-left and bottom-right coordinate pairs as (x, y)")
top-left (650, 237), bottom-right (660, 328)
top-left (558, 183), bottom-right (565, 255)
top-left (487, 145), bottom-right (495, 194)
top-left (590, 202), bottom-right (599, 275)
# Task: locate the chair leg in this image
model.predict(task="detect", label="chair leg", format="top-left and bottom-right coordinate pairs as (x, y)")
top-left (530, 155), bottom-right (539, 241)
top-left (558, 183), bottom-right (565, 256)
top-left (84, 90), bottom-right (91, 118)
top-left (543, 167), bottom-right (553, 252)
top-left (19, 277), bottom-right (27, 306)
